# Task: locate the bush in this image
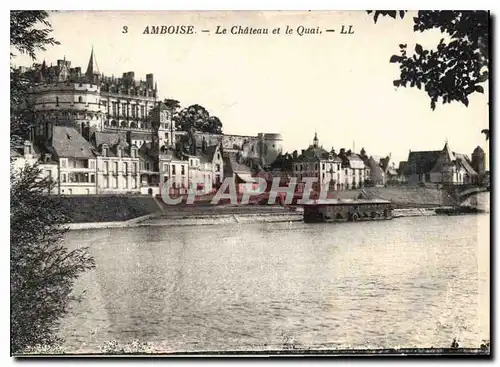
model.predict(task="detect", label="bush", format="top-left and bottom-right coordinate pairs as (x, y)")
top-left (10, 164), bottom-right (95, 354)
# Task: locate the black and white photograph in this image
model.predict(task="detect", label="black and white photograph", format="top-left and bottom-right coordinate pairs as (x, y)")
top-left (9, 9), bottom-right (491, 357)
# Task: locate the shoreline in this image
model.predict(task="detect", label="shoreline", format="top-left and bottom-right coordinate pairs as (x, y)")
top-left (62, 205), bottom-right (485, 231)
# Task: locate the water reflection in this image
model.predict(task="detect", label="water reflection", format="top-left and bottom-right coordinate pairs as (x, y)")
top-left (60, 213), bottom-right (490, 353)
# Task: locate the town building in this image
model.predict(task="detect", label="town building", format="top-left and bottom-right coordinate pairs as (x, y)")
top-left (402, 142), bottom-right (478, 185)
top-left (292, 133), bottom-right (344, 191)
top-left (11, 140), bottom-right (59, 194)
top-left (89, 131), bottom-right (141, 194)
top-left (365, 154), bottom-right (398, 186)
top-left (159, 148), bottom-right (189, 196)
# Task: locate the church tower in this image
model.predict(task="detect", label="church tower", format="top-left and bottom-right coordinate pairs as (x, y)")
top-left (313, 132), bottom-right (319, 148)
top-left (85, 47), bottom-right (101, 85)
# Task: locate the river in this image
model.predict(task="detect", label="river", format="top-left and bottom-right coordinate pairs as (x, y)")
top-left (59, 213), bottom-right (490, 353)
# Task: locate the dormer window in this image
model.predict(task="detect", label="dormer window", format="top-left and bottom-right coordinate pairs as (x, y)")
top-left (102, 144), bottom-right (109, 157)
top-left (131, 147), bottom-right (137, 158)
top-left (117, 146), bottom-right (122, 158)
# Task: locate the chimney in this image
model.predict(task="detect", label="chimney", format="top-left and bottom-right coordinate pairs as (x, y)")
top-left (82, 124), bottom-right (90, 141)
top-left (146, 74), bottom-right (154, 89)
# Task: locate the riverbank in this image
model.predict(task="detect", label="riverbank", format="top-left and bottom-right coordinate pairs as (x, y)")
top-left (56, 186), bottom-right (454, 223)
top-left (63, 206), bottom-right (485, 230)
top-left (57, 186), bottom-right (489, 230)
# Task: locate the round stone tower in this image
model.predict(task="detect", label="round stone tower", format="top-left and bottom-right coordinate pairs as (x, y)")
top-left (257, 133), bottom-right (283, 167)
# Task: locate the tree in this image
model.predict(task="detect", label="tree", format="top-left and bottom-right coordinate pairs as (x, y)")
top-left (11, 11), bottom-right (60, 149)
top-left (163, 98), bottom-right (180, 113)
top-left (175, 104), bottom-right (223, 134)
top-left (368, 11), bottom-right (489, 136)
top-left (11, 165), bottom-right (95, 353)
top-left (207, 116), bottom-right (223, 134)
top-left (10, 11), bottom-right (95, 354)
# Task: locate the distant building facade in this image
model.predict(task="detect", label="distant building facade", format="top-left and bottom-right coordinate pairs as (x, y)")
top-left (402, 142), bottom-right (478, 185)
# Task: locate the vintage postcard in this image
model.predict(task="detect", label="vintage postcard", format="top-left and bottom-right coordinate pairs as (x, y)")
top-left (10, 10), bottom-right (490, 356)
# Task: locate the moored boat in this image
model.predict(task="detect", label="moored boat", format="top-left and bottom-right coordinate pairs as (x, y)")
top-left (301, 198), bottom-right (393, 223)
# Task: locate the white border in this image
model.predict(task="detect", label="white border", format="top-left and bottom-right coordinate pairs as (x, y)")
top-left (3, 2), bottom-right (497, 366)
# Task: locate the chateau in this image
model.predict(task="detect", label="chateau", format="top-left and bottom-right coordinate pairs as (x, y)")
top-left (12, 49), bottom-right (282, 197)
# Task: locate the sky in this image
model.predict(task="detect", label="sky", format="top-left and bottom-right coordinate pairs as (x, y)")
top-left (12, 10), bottom-right (490, 165)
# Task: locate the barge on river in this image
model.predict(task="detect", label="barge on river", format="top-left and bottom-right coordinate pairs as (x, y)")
top-left (302, 198), bottom-right (393, 223)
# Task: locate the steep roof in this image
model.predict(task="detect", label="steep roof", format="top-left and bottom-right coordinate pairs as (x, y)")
top-left (227, 154), bottom-right (252, 174)
top-left (473, 145), bottom-right (485, 155)
top-left (199, 145), bottom-right (218, 163)
top-left (85, 47), bottom-right (99, 77)
top-left (404, 150), bottom-right (441, 175)
top-left (455, 153), bottom-right (477, 175)
top-left (92, 131), bottom-right (131, 157)
top-left (130, 131), bottom-right (153, 141)
top-left (346, 153), bottom-right (365, 169)
top-left (50, 126), bottom-right (96, 159)
top-left (297, 145), bottom-right (341, 162)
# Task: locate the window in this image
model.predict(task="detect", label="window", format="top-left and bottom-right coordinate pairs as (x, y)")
top-left (216, 164), bottom-right (220, 172)
top-left (181, 165), bottom-right (185, 175)
top-left (104, 161), bottom-right (109, 173)
top-left (114, 162), bottom-right (118, 172)
top-left (103, 147), bottom-right (108, 156)
top-left (131, 148), bottom-right (136, 158)
top-left (78, 96), bottom-right (83, 103)
top-left (62, 174), bottom-right (67, 183)
top-left (322, 163), bottom-right (325, 170)
top-left (113, 176), bottom-right (118, 188)
top-left (146, 162), bottom-right (151, 171)
top-left (163, 164), bottom-right (169, 173)
top-left (172, 165), bottom-right (176, 175)
top-left (123, 162), bottom-right (128, 173)
top-left (90, 174), bottom-right (95, 183)
top-left (90, 160), bottom-right (96, 169)
top-left (124, 177), bottom-right (128, 189)
top-left (56, 96), bottom-right (59, 106)
top-left (60, 159), bottom-right (67, 168)
top-left (133, 163), bottom-right (137, 175)
top-left (104, 176), bottom-right (109, 188)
